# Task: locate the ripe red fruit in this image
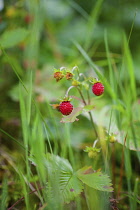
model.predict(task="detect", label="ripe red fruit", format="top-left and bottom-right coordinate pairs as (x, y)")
top-left (59, 101), bottom-right (73, 115)
top-left (92, 82), bottom-right (104, 96)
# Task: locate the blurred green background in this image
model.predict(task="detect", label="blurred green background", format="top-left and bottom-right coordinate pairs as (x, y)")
top-left (0, 0), bottom-right (140, 209)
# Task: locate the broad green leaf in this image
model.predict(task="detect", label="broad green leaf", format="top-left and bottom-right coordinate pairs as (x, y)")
top-left (0, 28), bottom-right (29, 48)
top-left (76, 166), bottom-right (113, 192)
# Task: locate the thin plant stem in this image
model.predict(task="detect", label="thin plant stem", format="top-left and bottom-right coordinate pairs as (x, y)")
top-left (88, 112), bottom-right (99, 140)
top-left (72, 66), bottom-right (80, 77)
top-left (76, 87), bottom-right (87, 105)
top-left (65, 86), bottom-right (75, 98)
top-left (76, 87), bottom-right (99, 139)
top-left (87, 90), bottom-right (91, 105)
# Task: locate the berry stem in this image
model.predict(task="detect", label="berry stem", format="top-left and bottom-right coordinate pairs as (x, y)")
top-left (76, 87), bottom-right (99, 140)
top-left (76, 87), bottom-right (87, 105)
top-left (88, 112), bottom-right (99, 140)
top-left (77, 72), bottom-right (86, 81)
top-left (72, 66), bottom-right (80, 75)
top-left (65, 86), bottom-right (75, 98)
top-left (60, 66), bottom-right (66, 71)
top-left (87, 90), bottom-right (90, 105)
top-left (64, 84), bottom-right (99, 140)
top-left (93, 139), bottom-right (98, 148)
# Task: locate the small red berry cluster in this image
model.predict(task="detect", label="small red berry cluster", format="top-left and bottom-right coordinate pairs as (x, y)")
top-left (53, 67), bottom-right (104, 116)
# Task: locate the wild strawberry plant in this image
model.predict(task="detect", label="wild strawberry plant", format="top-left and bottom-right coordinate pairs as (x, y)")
top-left (48, 66), bottom-right (115, 205)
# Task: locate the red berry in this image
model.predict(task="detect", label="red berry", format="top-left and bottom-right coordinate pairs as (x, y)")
top-left (92, 82), bottom-right (104, 96)
top-left (59, 101), bottom-right (73, 115)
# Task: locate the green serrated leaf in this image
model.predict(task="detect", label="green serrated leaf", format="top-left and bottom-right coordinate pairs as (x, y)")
top-left (60, 172), bottom-right (84, 203)
top-left (44, 153), bottom-right (73, 173)
top-left (76, 166), bottom-right (113, 192)
top-left (45, 154), bottom-right (84, 203)
top-left (29, 154), bottom-right (84, 204)
top-left (0, 28), bottom-right (29, 48)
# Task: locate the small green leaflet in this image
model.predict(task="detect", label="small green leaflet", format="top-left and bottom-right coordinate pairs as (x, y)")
top-left (59, 172), bottom-right (84, 203)
top-left (60, 107), bottom-right (83, 123)
top-left (76, 166), bottom-right (113, 192)
top-left (60, 105), bottom-right (95, 123)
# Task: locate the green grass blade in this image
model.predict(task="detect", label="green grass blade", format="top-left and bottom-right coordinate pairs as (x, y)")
top-left (0, 177), bottom-right (8, 210)
top-left (124, 148), bottom-right (133, 209)
top-left (19, 84), bottom-right (28, 146)
top-left (67, 0), bottom-right (89, 20)
top-left (104, 30), bottom-right (115, 91)
top-left (123, 34), bottom-right (137, 101)
top-left (0, 45), bottom-right (28, 93)
top-left (84, 0), bottom-right (104, 49)
top-left (0, 128), bottom-right (26, 151)
top-left (133, 178), bottom-right (139, 210)
top-left (27, 70), bottom-right (33, 125)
